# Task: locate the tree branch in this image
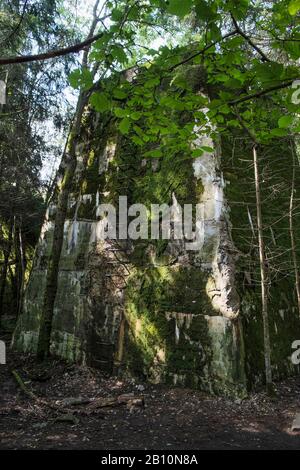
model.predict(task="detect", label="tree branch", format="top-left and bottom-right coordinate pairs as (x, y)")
top-left (228, 79), bottom-right (298, 105)
top-left (231, 14), bottom-right (270, 62)
top-left (0, 31), bottom-right (105, 66)
top-left (169, 30), bottom-right (238, 71)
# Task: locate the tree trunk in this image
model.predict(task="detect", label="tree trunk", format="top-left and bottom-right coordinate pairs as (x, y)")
top-left (252, 145), bottom-right (272, 391)
top-left (289, 143), bottom-right (300, 317)
top-left (14, 216), bottom-right (26, 318)
top-left (36, 93), bottom-right (87, 360)
top-left (36, 0), bottom-right (101, 360)
top-left (0, 217), bottom-right (13, 320)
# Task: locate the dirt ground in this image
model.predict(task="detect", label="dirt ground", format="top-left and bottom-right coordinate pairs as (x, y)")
top-left (1, 334), bottom-right (300, 450)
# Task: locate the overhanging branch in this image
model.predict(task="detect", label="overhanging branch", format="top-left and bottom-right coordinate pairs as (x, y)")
top-left (228, 79), bottom-right (298, 105)
top-left (0, 32), bottom-right (104, 66)
top-left (230, 14), bottom-right (270, 63)
top-left (170, 30), bottom-right (238, 71)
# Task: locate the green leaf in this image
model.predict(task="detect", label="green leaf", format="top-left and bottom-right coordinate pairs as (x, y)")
top-left (278, 115), bottom-right (293, 128)
top-left (127, 5), bottom-right (139, 20)
top-left (201, 146), bottom-right (214, 153)
top-left (132, 136), bottom-right (144, 146)
top-left (119, 117), bottom-right (131, 135)
top-left (167, 0), bottom-right (193, 17)
top-left (93, 33), bottom-right (112, 49)
top-left (69, 69), bottom-right (81, 89)
top-left (191, 148), bottom-right (204, 158)
top-left (195, 0), bottom-right (217, 21)
top-left (111, 45), bottom-right (128, 64)
top-left (69, 68), bottom-right (93, 90)
top-left (90, 93), bottom-right (111, 112)
top-left (113, 88), bottom-right (127, 99)
top-left (130, 111), bottom-right (142, 121)
top-left (133, 125), bottom-right (144, 138)
top-left (113, 107), bottom-right (127, 118)
top-left (284, 39), bottom-right (300, 60)
top-left (144, 77), bottom-right (160, 88)
top-left (270, 128), bottom-right (289, 137)
top-left (145, 149), bottom-right (163, 158)
top-left (219, 104), bottom-right (231, 115)
top-left (253, 62), bottom-right (284, 84)
top-left (288, 0), bottom-right (300, 15)
top-left (225, 0), bottom-right (250, 20)
top-left (215, 114), bottom-right (225, 123)
top-left (227, 119), bottom-right (240, 128)
top-left (111, 8), bottom-right (124, 21)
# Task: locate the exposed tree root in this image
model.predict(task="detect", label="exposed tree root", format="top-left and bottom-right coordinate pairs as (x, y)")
top-left (11, 369), bottom-right (144, 418)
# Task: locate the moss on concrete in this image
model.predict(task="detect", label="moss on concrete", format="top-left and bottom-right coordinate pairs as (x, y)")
top-left (13, 71), bottom-right (300, 397)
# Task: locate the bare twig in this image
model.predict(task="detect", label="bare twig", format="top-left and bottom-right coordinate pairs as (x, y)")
top-left (230, 14), bottom-right (270, 62)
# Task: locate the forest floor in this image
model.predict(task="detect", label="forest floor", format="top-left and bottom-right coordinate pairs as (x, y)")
top-left (1, 333), bottom-right (300, 450)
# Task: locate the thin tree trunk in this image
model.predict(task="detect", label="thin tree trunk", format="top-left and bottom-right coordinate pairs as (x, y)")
top-left (252, 145), bottom-right (272, 391)
top-left (8, 264), bottom-right (17, 308)
top-left (289, 143), bottom-right (300, 317)
top-left (0, 217), bottom-right (13, 320)
top-left (36, 0), bottom-right (101, 360)
top-left (36, 94), bottom-right (87, 360)
top-left (14, 216), bottom-right (25, 318)
top-left (233, 109), bottom-right (273, 393)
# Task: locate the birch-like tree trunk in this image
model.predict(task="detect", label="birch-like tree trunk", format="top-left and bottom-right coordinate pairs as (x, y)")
top-left (289, 142), bottom-right (300, 317)
top-left (252, 145), bottom-right (272, 391)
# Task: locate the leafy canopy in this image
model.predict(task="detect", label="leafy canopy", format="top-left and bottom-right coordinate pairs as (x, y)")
top-left (69, 0), bottom-right (300, 157)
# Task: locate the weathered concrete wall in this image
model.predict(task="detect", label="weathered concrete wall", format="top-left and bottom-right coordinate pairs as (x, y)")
top-left (13, 69), bottom-right (300, 395)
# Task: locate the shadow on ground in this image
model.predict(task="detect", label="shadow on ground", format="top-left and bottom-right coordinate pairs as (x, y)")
top-left (0, 333), bottom-right (300, 450)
